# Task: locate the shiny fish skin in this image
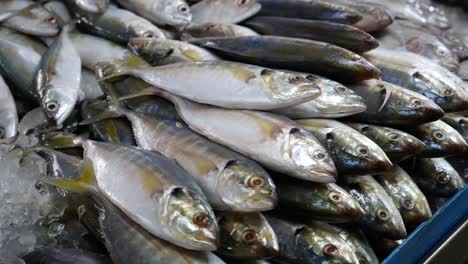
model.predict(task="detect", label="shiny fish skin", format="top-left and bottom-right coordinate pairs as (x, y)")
top-left (346, 123), bottom-right (427, 162)
top-left (342, 175), bottom-right (407, 240)
top-left (256, 0), bottom-right (363, 24)
top-left (99, 60), bottom-right (322, 110)
top-left (35, 26), bottom-right (82, 126)
top-left (190, 36), bottom-right (381, 82)
top-left (0, 74), bottom-right (18, 140)
top-left (66, 0), bottom-right (109, 15)
top-left (272, 76), bottom-right (366, 118)
top-left (336, 0), bottom-right (393, 33)
top-left (80, 69), bottom-right (104, 100)
top-left (18, 107), bottom-right (48, 135)
top-left (376, 165), bottom-right (432, 229)
top-left (22, 248), bottom-right (111, 264)
top-left (216, 212), bottom-right (279, 259)
top-left (365, 48), bottom-right (468, 113)
top-left (181, 22), bottom-right (258, 41)
top-left (113, 0), bottom-right (191, 27)
top-left (407, 120), bottom-right (467, 157)
top-left (402, 158), bottom-right (465, 198)
top-left (44, 1), bottom-right (72, 26)
top-left (297, 119), bottom-right (393, 176)
top-left (128, 38), bottom-right (220, 66)
top-left (243, 16), bottom-right (379, 53)
top-left (35, 148), bottom-right (82, 179)
top-left (442, 113), bottom-right (468, 142)
top-left (78, 5), bottom-right (166, 44)
top-left (334, 225), bottom-right (379, 264)
top-left (347, 79), bottom-right (445, 126)
top-left (190, 0), bottom-right (261, 24)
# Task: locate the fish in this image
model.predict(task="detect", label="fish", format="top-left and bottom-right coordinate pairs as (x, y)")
top-left (243, 16), bottom-right (379, 53)
top-left (364, 232), bottom-right (404, 259)
top-left (34, 147), bottom-right (83, 179)
top-left (406, 120), bottom-right (467, 157)
top-left (0, 27), bottom-right (46, 100)
top-left (346, 123), bottom-right (427, 162)
top-left (21, 248), bottom-right (111, 264)
top-left (402, 158), bottom-right (465, 198)
top-left (341, 175), bottom-right (407, 240)
top-left (80, 68), bottom-right (104, 100)
top-left (442, 113), bottom-right (468, 142)
top-left (297, 119), bottom-right (393, 176)
top-left (190, 0), bottom-right (261, 24)
top-left (113, 0), bottom-right (191, 27)
top-left (66, 0), bottom-right (109, 15)
top-left (336, 0), bottom-right (393, 33)
top-left (273, 175), bottom-right (364, 223)
top-left (181, 22), bottom-right (258, 41)
top-left (216, 212), bottom-right (279, 259)
top-left (97, 60), bottom-right (322, 110)
top-left (365, 48), bottom-right (468, 113)
top-left (256, 0), bottom-right (363, 24)
top-left (334, 225), bottom-right (379, 264)
top-left (0, 74), bottom-right (18, 140)
top-left (77, 5), bottom-right (166, 44)
top-left (128, 38), bottom-right (220, 66)
top-left (44, 1), bottom-right (72, 26)
top-left (346, 79), bottom-right (445, 126)
top-left (18, 107), bottom-right (48, 135)
top-left (35, 25), bottom-right (82, 126)
top-left (375, 165), bottom-right (432, 229)
top-left (43, 137), bottom-right (219, 251)
top-left (0, 0), bottom-right (59, 37)
top-left (446, 155), bottom-right (468, 183)
top-left (272, 76), bottom-right (366, 118)
top-left (190, 36), bottom-right (381, 82)
top-left (265, 215), bottom-right (359, 264)
top-left (377, 20), bottom-right (459, 73)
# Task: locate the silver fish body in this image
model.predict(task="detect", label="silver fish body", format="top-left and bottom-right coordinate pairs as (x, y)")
top-left (80, 69), bottom-right (104, 100)
top-left (0, 74), bottom-right (18, 140)
top-left (190, 0), bottom-right (261, 24)
top-left (67, 0), bottom-right (109, 15)
top-left (181, 22), bottom-right (258, 41)
top-left (334, 226), bottom-right (379, 264)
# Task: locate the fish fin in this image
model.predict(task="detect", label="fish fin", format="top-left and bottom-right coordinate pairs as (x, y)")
top-left (378, 85), bottom-right (393, 112)
top-left (42, 162), bottom-right (96, 193)
top-left (95, 61), bottom-right (135, 81)
top-left (40, 132), bottom-right (85, 149)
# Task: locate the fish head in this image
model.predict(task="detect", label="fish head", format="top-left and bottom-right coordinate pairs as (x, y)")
top-left (128, 22), bottom-right (166, 40)
top-left (260, 70), bottom-right (322, 102)
top-left (421, 158), bottom-right (465, 197)
top-left (419, 121), bottom-right (467, 156)
top-left (216, 212), bottom-right (279, 259)
top-left (216, 160), bottom-right (277, 212)
top-left (440, 31), bottom-right (468, 60)
top-left (74, 0), bottom-right (109, 14)
top-left (128, 38), bottom-right (173, 65)
top-left (398, 192), bottom-right (432, 227)
top-left (158, 0), bottom-right (192, 28)
top-left (41, 89), bottom-right (76, 126)
top-left (318, 184), bottom-right (365, 222)
top-left (16, 5), bottom-right (60, 36)
top-left (406, 37), bottom-right (459, 73)
top-left (287, 128), bottom-right (337, 182)
top-left (165, 187), bottom-right (219, 250)
top-left (316, 79), bottom-right (367, 117)
top-left (221, 0), bottom-right (262, 23)
top-left (337, 50), bottom-right (381, 81)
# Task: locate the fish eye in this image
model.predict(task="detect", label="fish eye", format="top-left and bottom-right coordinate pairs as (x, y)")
top-left (361, 126), bottom-right (369, 133)
top-left (388, 133), bottom-right (399, 141)
top-left (432, 131), bottom-right (446, 140)
top-left (177, 4), bottom-right (189, 13)
top-left (328, 191), bottom-right (343, 203)
top-left (205, 24), bottom-right (216, 31)
top-left (193, 212), bottom-right (211, 228)
top-left (306, 75), bottom-right (316, 81)
top-left (326, 133), bottom-right (334, 141)
top-left (334, 86), bottom-right (347, 93)
top-left (376, 209), bottom-right (390, 221)
top-left (45, 101), bottom-right (59, 113)
top-left (288, 75), bottom-right (305, 84)
top-left (436, 48), bottom-right (448, 56)
top-left (143, 32), bottom-right (155, 38)
top-left (248, 176), bottom-right (265, 189)
top-left (359, 257), bottom-right (370, 264)
top-left (47, 16), bottom-right (57, 24)
top-left (436, 171), bottom-right (450, 184)
top-left (238, 0), bottom-right (250, 6)
top-left (411, 99), bottom-right (422, 107)
top-left (444, 89), bottom-right (453, 96)
top-left (0, 127), bottom-right (4, 138)
top-left (400, 197), bottom-right (415, 210)
top-left (357, 146), bottom-right (369, 157)
top-left (459, 119), bottom-right (466, 126)
top-left (314, 150), bottom-right (327, 160)
top-left (241, 230), bottom-right (257, 243)
top-left (323, 244), bottom-right (338, 256)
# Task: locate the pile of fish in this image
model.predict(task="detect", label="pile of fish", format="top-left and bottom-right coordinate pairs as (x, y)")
top-left (0, 0), bottom-right (467, 263)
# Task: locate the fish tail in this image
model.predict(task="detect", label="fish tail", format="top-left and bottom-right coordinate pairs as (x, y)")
top-left (40, 131), bottom-right (86, 149)
top-left (95, 61), bottom-right (134, 81)
top-left (42, 162), bottom-right (96, 194)
top-left (79, 99), bottom-right (124, 126)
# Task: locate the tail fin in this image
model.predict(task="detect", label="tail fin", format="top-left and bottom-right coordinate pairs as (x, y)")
top-left (40, 131), bottom-right (86, 149)
top-left (42, 162), bottom-right (97, 194)
top-left (94, 61), bottom-right (134, 82)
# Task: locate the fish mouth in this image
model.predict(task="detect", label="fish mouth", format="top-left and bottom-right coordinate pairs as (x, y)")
top-left (383, 226), bottom-right (408, 240)
top-left (309, 168), bottom-right (337, 183)
top-left (128, 38), bottom-right (147, 54)
top-left (190, 229), bottom-right (220, 251)
top-left (420, 104), bottom-right (445, 123)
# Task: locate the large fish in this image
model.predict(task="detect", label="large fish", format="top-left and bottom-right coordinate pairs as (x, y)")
top-left (98, 60), bottom-right (322, 110)
top-left (297, 119), bottom-right (392, 175)
top-left (265, 215), bottom-right (359, 264)
top-left (0, 74), bottom-right (18, 140)
top-left (216, 212), bottom-right (279, 259)
top-left (181, 22), bottom-right (258, 41)
top-left (190, 0), bottom-right (261, 24)
top-left (442, 113), bottom-right (468, 142)
top-left (43, 139), bottom-right (219, 251)
top-left (365, 48), bottom-right (468, 112)
top-left (346, 79), bottom-right (445, 126)
top-left (190, 36), bottom-right (381, 82)
top-left (22, 248), bottom-right (111, 264)
top-left (244, 16), bottom-right (379, 53)
top-left (346, 123), bottom-right (426, 162)
top-left (376, 165), bottom-right (432, 229)
top-left (341, 175), bottom-right (407, 240)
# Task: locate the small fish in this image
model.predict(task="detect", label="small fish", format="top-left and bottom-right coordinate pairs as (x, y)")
top-left (244, 16), bottom-right (379, 53)
top-left (78, 5), bottom-right (166, 44)
top-left (273, 175), bottom-right (364, 222)
top-left (338, 0), bottom-right (393, 33)
top-left (376, 165), bottom-right (432, 229)
top-left (442, 113), bottom-right (468, 142)
top-left (347, 123), bottom-right (427, 162)
top-left (0, 74), bottom-right (18, 140)
top-left (346, 79), bottom-right (445, 126)
top-left (273, 76), bottom-right (366, 118)
top-left (181, 22), bottom-right (258, 41)
top-left (190, 36), bottom-right (381, 82)
top-left (334, 225), bottom-right (379, 264)
top-left (365, 48), bottom-right (468, 112)
top-left (113, 0), bottom-right (191, 27)
top-left (190, 0), bottom-right (261, 24)
top-left (297, 119), bottom-right (393, 176)
top-left (256, 0), bottom-right (363, 24)
top-left (341, 175), bottom-right (407, 240)
top-left (35, 25), bottom-right (82, 126)
top-left (406, 120), bottom-right (467, 157)
top-left (97, 60), bottom-right (321, 110)
top-left (216, 212), bottom-right (279, 259)
top-left (66, 0), bottom-right (109, 15)
top-left (265, 215), bottom-right (359, 264)
top-left (128, 38), bottom-right (220, 66)
top-left (402, 158), bottom-right (465, 198)
top-left (21, 248), bottom-right (111, 264)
